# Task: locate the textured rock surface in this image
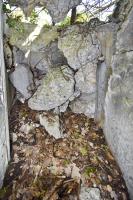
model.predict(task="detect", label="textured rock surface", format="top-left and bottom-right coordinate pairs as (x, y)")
top-left (0, 2), bottom-right (10, 187)
top-left (104, 5), bottom-right (133, 199)
top-left (39, 113), bottom-right (63, 139)
top-left (58, 25), bottom-right (101, 117)
top-left (95, 61), bottom-right (109, 125)
top-left (9, 0), bottom-right (81, 23)
top-left (58, 25), bottom-right (101, 70)
top-left (96, 23), bottom-right (117, 68)
top-left (70, 63), bottom-right (97, 117)
top-left (13, 46), bottom-right (26, 67)
top-left (95, 23), bottom-right (117, 124)
top-left (70, 93), bottom-right (96, 117)
top-left (30, 40), bottom-right (67, 76)
top-left (7, 24), bottom-right (59, 52)
top-left (43, 0), bottom-right (82, 23)
top-left (3, 1), bottom-right (133, 198)
top-left (28, 66), bottom-right (74, 110)
top-left (79, 187), bottom-right (101, 200)
top-left (9, 64), bottom-right (34, 99)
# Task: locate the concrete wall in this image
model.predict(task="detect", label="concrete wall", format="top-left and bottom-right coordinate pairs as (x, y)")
top-left (0, 0), bottom-right (10, 187)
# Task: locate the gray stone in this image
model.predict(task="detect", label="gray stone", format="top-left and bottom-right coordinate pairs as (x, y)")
top-left (44, 0), bottom-right (81, 23)
top-left (13, 46), bottom-right (26, 66)
top-left (58, 25), bottom-right (101, 70)
top-left (0, 1), bottom-right (10, 187)
top-left (79, 187), bottom-right (101, 200)
top-left (39, 113), bottom-right (63, 139)
top-left (59, 101), bottom-right (69, 113)
top-left (95, 61), bottom-right (110, 125)
top-left (9, 0), bottom-right (81, 23)
top-left (70, 63), bottom-right (97, 118)
top-left (96, 23), bottom-right (117, 68)
top-left (70, 93), bottom-right (95, 118)
top-left (29, 40), bottom-right (67, 76)
top-left (116, 5), bottom-right (133, 53)
top-left (104, 6), bottom-right (133, 199)
top-left (19, 123), bottom-right (35, 134)
top-left (75, 63), bottom-right (96, 94)
top-left (40, 40), bottom-right (67, 68)
top-left (28, 66), bottom-right (74, 110)
top-left (9, 64), bottom-right (34, 99)
top-left (8, 24), bottom-right (59, 52)
top-left (4, 40), bottom-right (12, 69)
top-left (104, 70), bottom-right (133, 199)
top-left (58, 25), bottom-right (101, 117)
top-left (28, 51), bottom-right (49, 75)
top-left (112, 51), bottom-right (133, 74)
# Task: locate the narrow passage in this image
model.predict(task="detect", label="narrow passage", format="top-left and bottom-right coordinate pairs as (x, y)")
top-left (0, 101), bottom-right (129, 200)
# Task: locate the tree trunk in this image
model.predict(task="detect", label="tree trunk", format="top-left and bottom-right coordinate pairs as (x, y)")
top-left (70, 7), bottom-right (77, 25)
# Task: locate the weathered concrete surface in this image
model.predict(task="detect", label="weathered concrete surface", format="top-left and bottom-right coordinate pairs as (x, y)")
top-left (0, 1), bottom-right (10, 187)
top-left (104, 5), bottom-right (133, 199)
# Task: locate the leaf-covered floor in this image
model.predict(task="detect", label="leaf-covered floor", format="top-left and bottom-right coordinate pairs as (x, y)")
top-left (0, 101), bottom-right (129, 200)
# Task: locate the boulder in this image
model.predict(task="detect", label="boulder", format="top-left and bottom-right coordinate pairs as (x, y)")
top-left (29, 40), bottom-right (67, 76)
top-left (39, 40), bottom-right (67, 68)
top-left (8, 24), bottom-right (59, 52)
top-left (38, 113), bottom-right (63, 139)
top-left (28, 66), bottom-right (75, 110)
top-left (70, 93), bottom-right (95, 118)
top-left (59, 25), bottom-right (101, 117)
top-left (9, 0), bottom-right (81, 23)
top-left (9, 64), bottom-right (34, 99)
top-left (58, 25), bottom-right (101, 70)
top-left (44, 0), bottom-right (81, 23)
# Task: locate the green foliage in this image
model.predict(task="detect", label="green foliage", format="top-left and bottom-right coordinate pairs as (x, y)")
top-left (58, 16), bottom-right (71, 28)
top-left (79, 146), bottom-right (88, 156)
top-left (29, 10), bottom-right (38, 24)
top-left (3, 2), bottom-right (24, 33)
top-left (84, 166), bottom-right (96, 177)
top-left (3, 3), bottom-right (11, 14)
top-left (6, 15), bottom-right (24, 33)
top-left (76, 13), bottom-right (90, 23)
top-left (0, 187), bottom-right (7, 198)
top-left (63, 159), bottom-right (71, 166)
top-left (57, 12), bottom-right (89, 29)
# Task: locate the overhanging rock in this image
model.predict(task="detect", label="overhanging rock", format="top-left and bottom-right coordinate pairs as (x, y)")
top-left (9, 0), bottom-right (82, 23)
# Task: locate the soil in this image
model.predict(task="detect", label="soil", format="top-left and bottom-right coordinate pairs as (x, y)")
top-left (0, 101), bottom-right (130, 200)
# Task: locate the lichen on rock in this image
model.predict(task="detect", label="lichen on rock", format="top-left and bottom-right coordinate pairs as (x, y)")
top-left (28, 66), bottom-right (75, 110)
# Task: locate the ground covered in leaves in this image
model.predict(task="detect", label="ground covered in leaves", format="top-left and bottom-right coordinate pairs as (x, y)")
top-left (0, 101), bottom-right (129, 200)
